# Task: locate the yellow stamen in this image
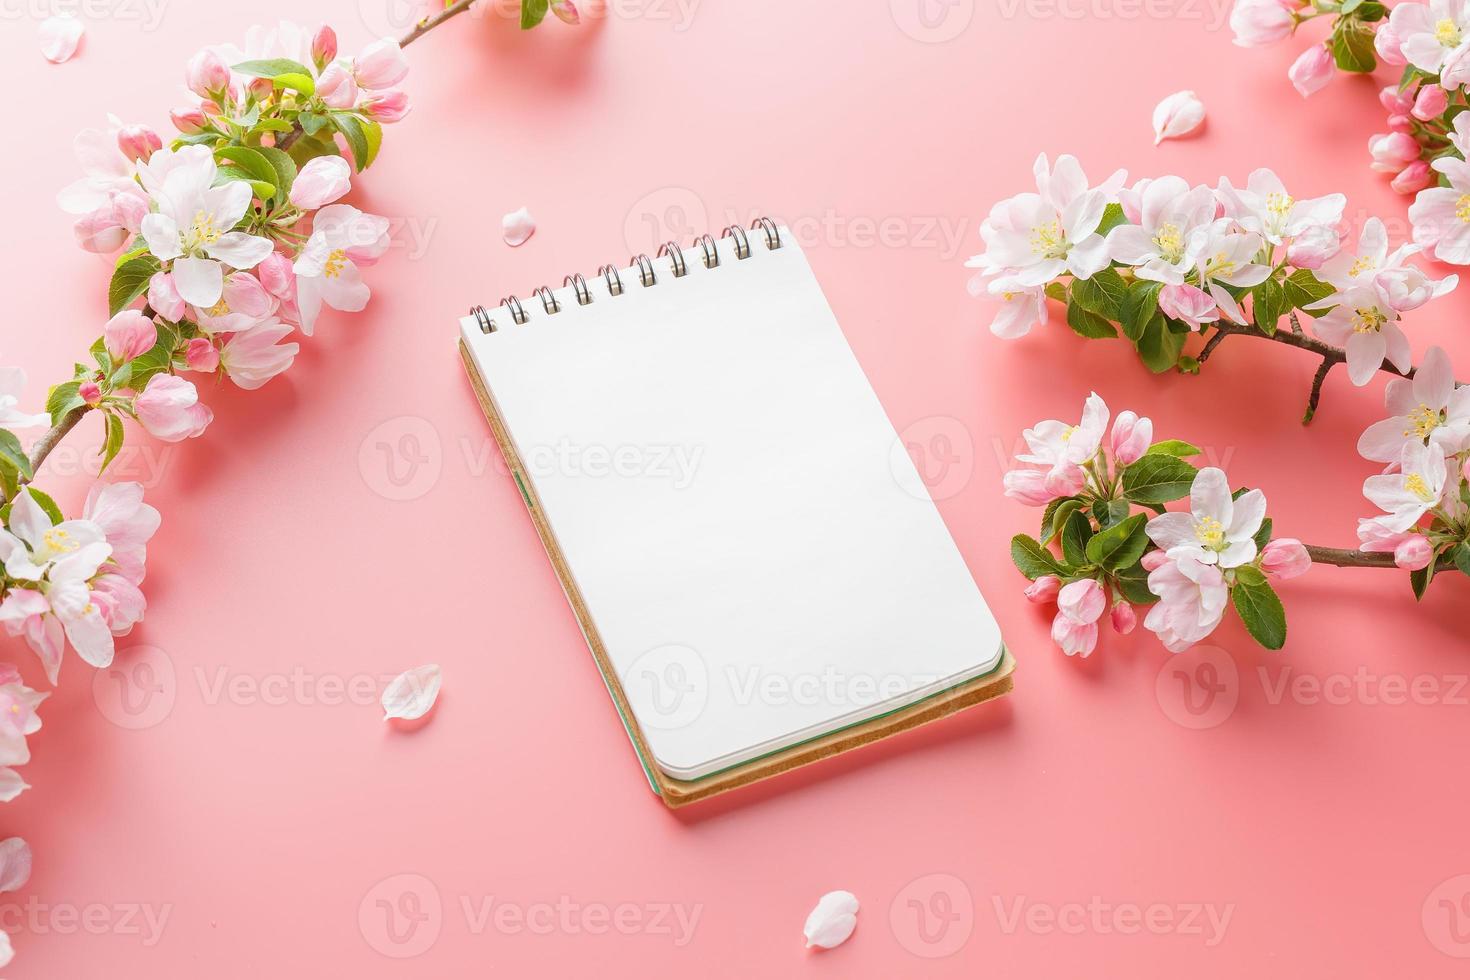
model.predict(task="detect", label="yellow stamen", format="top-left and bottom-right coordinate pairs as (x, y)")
top-left (1405, 404), bottom-right (1443, 439)
top-left (1029, 220), bottom-right (1068, 260)
top-left (1152, 223), bottom-right (1185, 263)
top-left (1194, 516), bottom-right (1226, 550)
top-left (1404, 473), bottom-right (1435, 502)
top-left (41, 528), bottom-right (77, 554)
top-left (205, 298), bottom-right (231, 318)
top-left (323, 248), bottom-right (348, 279)
top-left (1457, 194), bottom-right (1470, 224)
top-left (1265, 192), bottom-right (1294, 217)
top-left (1437, 17), bottom-right (1462, 47)
top-left (183, 210), bottom-right (222, 251)
top-left (1351, 307), bottom-right (1388, 334)
top-left (1348, 255), bottom-right (1376, 278)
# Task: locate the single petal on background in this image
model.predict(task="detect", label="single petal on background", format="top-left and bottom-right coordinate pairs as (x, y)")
top-left (381, 664), bottom-right (442, 721)
top-left (502, 206), bottom-right (536, 247)
top-left (803, 890), bottom-right (859, 950)
top-left (39, 15), bottom-right (84, 63)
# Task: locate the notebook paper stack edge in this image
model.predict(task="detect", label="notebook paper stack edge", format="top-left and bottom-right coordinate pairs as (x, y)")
top-left (456, 221), bottom-right (1013, 807)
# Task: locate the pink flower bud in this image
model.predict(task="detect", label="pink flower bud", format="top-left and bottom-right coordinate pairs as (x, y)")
top-left (73, 205), bottom-right (128, 254)
top-left (1003, 468), bottom-right (1057, 506)
top-left (116, 124), bottom-right (162, 164)
top-left (103, 310), bottom-right (158, 362)
top-left (185, 337), bottom-right (220, 373)
top-left (1380, 85), bottom-right (1415, 115)
top-left (1391, 160), bottom-right (1434, 195)
top-left (311, 24), bottom-right (338, 70)
top-left (1158, 283), bottom-right (1219, 331)
top-left (148, 271), bottom-right (186, 323)
top-left (1058, 578), bottom-right (1106, 626)
top-left (1108, 410), bottom-right (1153, 466)
top-left (1230, 0), bottom-right (1295, 47)
top-left (1288, 45), bottom-right (1334, 98)
top-left (1413, 85), bottom-right (1449, 121)
top-left (1285, 225), bottom-right (1340, 269)
top-left (1387, 114), bottom-right (1413, 133)
top-left (247, 77), bottom-right (274, 103)
top-left (1260, 537), bottom-right (1312, 581)
top-left (316, 62), bottom-right (358, 109)
top-left (289, 156), bottom-right (352, 210)
top-left (1393, 535), bottom-right (1433, 571)
top-left (184, 48), bottom-right (230, 100)
top-left (551, 0), bottom-right (580, 24)
top-left (256, 252), bottom-right (297, 300)
top-left (133, 374), bottom-right (212, 443)
top-left (1051, 611), bottom-right (1098, 658)
top-left (1141, 550), bottom-right (1169, 572)
top-left (111, 189), bottom-right (147, 234)
top-left (79, 381), bottom-right (102, 406)
top-left (1110, 601), bottom-right (1136, 635)
top-left (1375, 24), bottom-right (1406, 67)
top-left (353, 38), bottom-right (408, 90)
top-left (1025, 575), bottom-right (1061, 604)
top-left (1368, 132), bottom-right (1421, 173)
top-left (1043, 462), bottom-right (1087, 499)
top-left (360, 89), bottom-right (410, 124)
top-left (170, 106), bottom-right (208, 135)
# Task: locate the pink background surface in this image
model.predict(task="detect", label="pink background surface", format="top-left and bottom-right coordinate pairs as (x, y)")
top-left (3, 0), bottom-right (1469, 975)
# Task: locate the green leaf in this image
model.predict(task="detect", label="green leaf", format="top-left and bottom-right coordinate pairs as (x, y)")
top-left (1095, 497), bottom-right (1132, 529)
top-left (1251, 277), bottom-right (1286, 336)
top-left (1066, 300), bottom-right (1118, 339)
top-left (1041, 497), bottom-right (1082, 547)
top-left (298, 112), bottom-right (329, 137)
top-left (1011, 534), bottom-right (1065, 580)
top-left (126, 322), bottom-right (179, 393)
top-left (1095, 202), bottom-right (1128, 237)
top-left (1122, 453), bottom-right (1199, 504)
top-left (1061, 511), bottom-right (1093, 568)
top-left (1119, 280), bottom-right (1162, 343)
top-left (24, 487), bottom-right (66, 526)
top-left (333, 114), bottom-right (382, 173)
top-left (1331, 22), bottom-right (1376, 73)
top-left (108, 255), bottom-right (161, 317)
top-left (0, 428), bottom-right (32, 483)
top-left (232, 58), bottom-right (316, 95)
top-left (99, 412), bottom-right (125, 474)
top-left (215, 145), bottom-right (288, 201)
top-left (1085, 513), bottom-right (1149, 571)
top-left (1070, 268), bottom-right (1127, 320)
top-left (45, 381), bottom-right (84, 427)
top-left (521, 0), bottom-right (550, 28)
top-left (1114, 560), bottom-right (1157, 605)
top-left (1455, 541), bottom-right (1470, 578)
top-left (215, 166), bottom-right (275, 201)
top-left (1253, 517), bottom-right (1274, 553)
top-left (1232, 571), bottom-right (1287, 650)
top-left (1145, 439), bottom-right (1202, 458)
top-left (1282, 268), bottom-right (1335, 311)
top-left (1411, 562), bottom-right (1434, 600)
top-left (254, 145), bottom-right (298, 199)
top-left (1136, 314), bottom-right (1186, 373)
top-left (1354, 1), bottom-right (1387, 21)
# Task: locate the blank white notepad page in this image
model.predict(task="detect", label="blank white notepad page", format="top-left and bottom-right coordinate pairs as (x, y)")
top-left (460, 232), bottom-right (1003, 779)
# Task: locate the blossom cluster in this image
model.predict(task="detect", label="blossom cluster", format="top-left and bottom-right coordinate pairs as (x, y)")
top-left (1007, 393), bottom-right (1310, 657)
top-left (0, 20), bottom-right (412, 789)
top-left (967, 155), bottom-right (1457, 385)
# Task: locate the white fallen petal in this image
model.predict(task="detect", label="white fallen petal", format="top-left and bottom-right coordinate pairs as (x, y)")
top-left (381, 664), bottom-right (442, 721)
top-left (0, 838), bottom-right (32, 894)
top-left (502, 206), bottom-right (535, 247)
top-left (0, 769), bottom-right (28, 804)
top-left (803, 890), bottom-right (859, 949)
top-left (39, 14), bottom-right (84, 64)
top-left (0, 929), bottom-right (12, 968)
top-left (1152, 90), bottom-right (1206, 145)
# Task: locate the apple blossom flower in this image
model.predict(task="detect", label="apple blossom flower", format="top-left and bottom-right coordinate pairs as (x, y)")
top-left (1025, 575), bottom-right (1061, 603)
top-left (968, 273), bottom-right (1049, 339)
top-left (103, 310), bottom-right (157, 363)
top-left (1051, 610), bottom-right (1099, 658)
top-left (56, 117), bottom-right (145, 223)
top-left (90, 572), bottom-right (146, 635)
top-left (967, 154), bottom-right (1125, 288)
top-left (1215, 168), bottom-right (1346, 249)
top-left (1146, 467), bottom-right (1266, 569)
top-left (0, 590), bottom-right (61, 685)
top-left (1109, 410), bottom-right (1152, 466)
top-left (1391, 161), bottom-right (1434, 195)
top-left (1285, 225), bottom-right (1341, 269)
top-left (148, 271), bottom-right (186, 322)
top-left (256, 252), bottom-right (297, 301)
top-left (353, 38), bottom-right (409, 90)
top-left (82, 482), bottom-right (159, 586)
top-left (1364, 439), bottom-right (1449, 532)
top-left (292, 204), bottom-right (391, 335)
top-left (1308, 284), bottom-right (1413, 386)
top-left (1288, 46), bottom-right (1334, 97)
top-left (289, 156), bottom-right (352, 210)
top-left (1106, 176), bottom-right (1216, 284)
top-left (311, 24), bottom-right (337, 70)
top-left (0, 365), bottom-right (48, 430)
top-left (1231, 0), bottom-right (1297, 47)
top-left (1059, 578), bottom-right (1106, 624)
top-left (1187, 219), bottom-right (1272, 322)
top-left (1409, 156), bottom-right (1470, 264)
top-left (1414, 84), bottom-right (1450, 121)
top-left (220, 320), bottom-right (299, 390)
top-left (1011, 391), bottom-right (1109, 498)
top-left (133, 374), bottom-right (213, 443)
top-left (1381, 84), bottom-right (1416, 116)
top-left (1143, 554), bottom-right (1229, 653)
top-left (1003, 465), bottom-right (1082, 506)
top-left (1376, 22), bottom-right (1408, 66)
top-left (1158, 283), bottom-right (1220, 330)
top-left (1260, 538), bottom-right (1311, 580)
top-left (138, 146), bottom-right (275, 308)
top-left (38, 14), bottom-right (84, 63)
top-left (1319, 218), bottom-right (1420, 291)
top-left (42, 543), bottom-right (116, 669)
top-left (185, 48), bottom-right (231, 99)
top-left (316, 63), bottom-right (358, 109)
top-left (189, 272), bottom-right (275, 334)
top-left (1377, 263), bottom-right (1458, 312)
top-left (0, 488), bottom-right (107, 582)
top-left (1110, 601), bottom-right (1137, 634)
top-left (1393, 534), bottom-right (1434, 570)
top-left (1390, 0), bottom-right (1470, 76)
top-left (1368, 132), bottom-right (1421, 174)
top-left (184, 338), bottom-right (219, 373)
top-left (1152, 90), bottom-right (1206, 144)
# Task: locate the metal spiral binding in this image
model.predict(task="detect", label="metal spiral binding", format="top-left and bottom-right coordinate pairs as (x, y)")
top-left (470, 217), bottom-right (780, 327)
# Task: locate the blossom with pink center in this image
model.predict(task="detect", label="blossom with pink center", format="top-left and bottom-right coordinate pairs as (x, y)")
top-left (185, 338), bottom-right (219, 373)
top-left (1159, 283), bottom-right (1219, 330)
top-left (133, 374), bottom-right (213, 443)
top-left (1369, 132), bottom-right (1421, 174)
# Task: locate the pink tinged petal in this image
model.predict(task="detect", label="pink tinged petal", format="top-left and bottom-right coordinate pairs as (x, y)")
top-left (140, 212), bottom-right (183, 262)
top-left (289, 155), bottom-right (353, 210)
top-left (1415, 345), bottom-right (1455, 409)
top-left (1383, 324), bottom-right (1412, 373)
top-left (294, 277), bottom-right (324, 335)
top-left (1190, 467), bottom-right (1233, 526)
top-left (354, 38), bottom-right (409, 90)
top-left (205, 231), bottom-right (275, 270)
top-left (39, 14), bottom-right (84, 63)
top-left (1066, 234), bottom-right (1110, 280)
top-left (133, 374), bottom-right (212, 443)
top-left (73, 207), bottom-right (128, 254)
top-left (1346, 330), bottom-right (1387, 386)
top-left (1152, 90), bottom-right (1206, 144)
top-left (803, 890), bottom-right (859, 950)
top-left (1358, 417), bottom-right (1411, 463)
top-left (381, 664), bottom-right (441, 721)
top-left (1110, 602), bottom-right (1137, 635)
top-left (502, 206), bottom-right (535, 247)
top-left (316, 63), bottom-right (358, 108)
top-left (103, 310), bottom-right (157, 362)
top-left (1025, 575), bottom-right (1061, 604)
top-left (1216, 539), bottom-right (1257, 569)
top-left (1228, 488), bottom-right (1267, 539)
top-left (171, 256), bottom-right (224, 308)
top-left (1146, 511), bottom-right (1198, 551)
top-left (221, 322), bottom-right (299, 390)
top-left (1288, 45), bottom-right (1335, 97)
top-left (1260, 538), bottom-right (1312, 580)
top-left (0, 838), bottom-right (31, 893)
top-left (1058, 578), bottom-right (1106, 625)
top-left (1105, 225), bottom-right (1155, 266)
top-left (321, 261), bottom-right (371, 313)
top-left (147, 271), bottom-right (186, 322)
top-left (1394, 534), bottom-right (1433, 570)
top-left (0, 770), bottom-right (28, 803)
top-left (62, 608), bottom-right (114, 669)
top-left (1051, 613), bottom-right (1098, 658)
top-left (1385, 376), bottom-right (1418, 416)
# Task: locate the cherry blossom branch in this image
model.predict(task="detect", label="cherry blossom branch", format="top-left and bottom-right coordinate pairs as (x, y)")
top-left (400, 0), bottom-right (478, 48)
top-left (1301, 545), bottom-right (1453, 572)
top-left (27, 406), bottom-right (88, 475)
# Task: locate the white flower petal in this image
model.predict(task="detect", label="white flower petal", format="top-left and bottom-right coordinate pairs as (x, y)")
top-left (0, 771), bottom-right (24, 805)
top-left (381, 664), bottom-right (442, 721)
top-left (0, 927), bottom-right (12, 968)
top-left (1152, 90), bottom-right (1206, 145)
top-left (803, 890), bottom-right (859, 950)
top-left (0, 838), bottom-right (32, 893)
top-left (39, 14), bottom-right (84, 64)
top-left (172, 256), bottom-right (224, 308)
top-left (502, 206), bottom-right (535, 247)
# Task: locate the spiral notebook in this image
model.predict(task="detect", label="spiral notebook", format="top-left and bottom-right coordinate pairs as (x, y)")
top-left (456, 220), bottom-right (1012, 807)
